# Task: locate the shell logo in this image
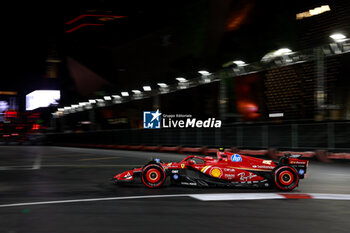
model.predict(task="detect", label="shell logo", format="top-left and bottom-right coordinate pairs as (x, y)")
top-left (210, 168), bottom-right (222, 178)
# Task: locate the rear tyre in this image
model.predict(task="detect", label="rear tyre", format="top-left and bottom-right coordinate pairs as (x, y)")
top-left (273, 166), bottom-right (299, 191)
top-left (141, 164), bottom-right (166, 188)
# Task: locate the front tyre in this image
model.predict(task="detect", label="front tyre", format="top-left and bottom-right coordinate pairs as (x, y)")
top-left (273, 166), bottom-right (299, 191)
top-left (141, 164), bottom-right (166, 188)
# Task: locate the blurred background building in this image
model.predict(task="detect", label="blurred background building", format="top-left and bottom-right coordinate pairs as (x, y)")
top-left (2, 0), bottom-right (350, 149)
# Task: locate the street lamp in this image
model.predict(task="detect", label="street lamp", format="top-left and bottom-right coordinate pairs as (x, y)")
top-left (112, 95), bottom-right (122, 103)
top-left (157, 83), bottom-right (169, 93)
top-left (132, 90), bottom-right (141, 94)
top-left (274, 48), bottom-right (292, 56)
top-left (95, 99), bottom-right (105, 107)
top-left (121, 92), bottom-right (129, 97)
top-left (176, 77), bottom-right (187, 82)
top-left (157, 83), bottom-right (168, 88)
top-left (132, 90), bottom-right (142, 99)
top-left (198, 70), bottom-right (211, 76)
top-left (330, 33), bottom-right (346, 42)
top-left (176, 77), bottom-right (189, 89)
top-left (233, 60), bottom-right (247, 66)
top-left (198, 70), bottom-right (212, 83)
top-left (143, 86), bottom-right (152, 91)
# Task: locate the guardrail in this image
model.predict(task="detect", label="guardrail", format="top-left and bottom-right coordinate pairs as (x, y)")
top-left (46, 121), bottom-right (350, 152)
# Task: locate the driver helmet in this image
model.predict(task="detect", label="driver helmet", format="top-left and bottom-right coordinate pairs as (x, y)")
top-left (217, 147), bottom-right (227, 159)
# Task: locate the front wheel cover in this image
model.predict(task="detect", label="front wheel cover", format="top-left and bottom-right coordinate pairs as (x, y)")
top-left (274, 166), bottom-right (299, 191)
top-left (141, 164), bottom-right (166, 188)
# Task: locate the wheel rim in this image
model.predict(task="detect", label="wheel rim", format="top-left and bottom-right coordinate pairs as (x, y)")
top-left (146, 168), bottom-right (161, 183)
top-left (274, 166), bottom-right (299, 191)
top-left (279, 171), bottom-right (294, 185)
top-left (142, 164), bottom-right (166, 188)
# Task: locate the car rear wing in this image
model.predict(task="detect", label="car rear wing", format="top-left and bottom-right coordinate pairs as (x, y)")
top-left (279, 153), bottom-right (309, 178)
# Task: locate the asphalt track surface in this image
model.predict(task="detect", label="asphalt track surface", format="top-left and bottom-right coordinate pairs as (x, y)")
top-left (0, 146), bottom-right (350, 233)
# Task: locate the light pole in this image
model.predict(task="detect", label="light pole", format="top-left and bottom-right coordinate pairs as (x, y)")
top-left (314, 45), bottom-right (326, 121)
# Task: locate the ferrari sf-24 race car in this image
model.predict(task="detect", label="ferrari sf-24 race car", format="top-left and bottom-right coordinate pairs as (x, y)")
top-left (113, 149), bottom-right (309, 191)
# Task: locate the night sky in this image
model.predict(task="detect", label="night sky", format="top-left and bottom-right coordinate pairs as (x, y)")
top-left (2, 0), bottom-right (332, 94)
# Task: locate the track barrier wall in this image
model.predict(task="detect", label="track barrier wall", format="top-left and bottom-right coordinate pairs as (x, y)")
top-left (45, 121), bottom-right (350, 161)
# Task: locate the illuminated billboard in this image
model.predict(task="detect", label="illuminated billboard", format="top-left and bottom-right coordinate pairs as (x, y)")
top-left (26, 90), bottom-right (60, 111)
top-left (0, 94), bottom-right (18, 122)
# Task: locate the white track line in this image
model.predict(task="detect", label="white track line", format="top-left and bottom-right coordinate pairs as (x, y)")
top-left (0, 166), bottom-right (36, 171)
top-left (0, 193), bottom-right (350, 208)
top-left (310, 193), bottom-right (350, 200)
top-left (32, 154), bottom-right (41, 170)
top-left (189, 193), bottom-right (285, 201)
top-left (0, 154), bottom-right (42, 171)
top-left (0, 194), bottom-right (189, 208)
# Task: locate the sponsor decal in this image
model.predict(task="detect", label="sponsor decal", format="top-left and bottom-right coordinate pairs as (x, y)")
top-left (124, 172), bottom-right (133, 180)
top-left (181, 164), bottom-right (185, 169)
top-left (237, 172), bottom-right (257, 181)
top-left (224, 168), bottom-right (235, 172)
top-left (210, 168), bottom-right (223, 178)
top-left (224, 174), bottom-right (235, 179)
top-left (290, 161), bottom-right (307, 164)
top-left (154, 158), bottom-right (161, 163)
top-left (263, 160), bottom-right (272, 165)
top-left (143, 110), bottom-right (161, 129)
top-left (231, 154), bottom-right (242, 162)
top-left (181, 182), bottom-right (197, 186)
top-left (253, 165), bottom-right (275, 170)
top-left (201, 165), bottom-right (211, 173)
top-left (171, 170), bottom-right (179, 173)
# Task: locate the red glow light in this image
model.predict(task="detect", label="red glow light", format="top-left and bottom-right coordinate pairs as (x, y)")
top-left (66, 23), bottom-right (103, 33)
top-left (32, 124), bottom-right (40, 130)
top-left (5, 110), bottom-right (17, 118)
top-left (65, 14), bottom-right (126, 33)
top-left (65, 14), bottom-right (126, 25)
top-left (237, 101), bottom-right (260, 120)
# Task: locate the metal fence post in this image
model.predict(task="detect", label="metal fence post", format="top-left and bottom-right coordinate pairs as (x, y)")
top-left (262, 125), bottom-right (268, 148)
top-left (327, 122), bottom-right (335, 150)
top-left (215, 128), bottom-right (222, 147)
top-left (196, 128), bottom-right (202, 146)
top-left (237, 126), bottom-right (243, 147)
top-left (291, 124), bottom-right (298, 149)
top-left (314, 47), bottom-right (326, 120)
top-left (218, 78), bottom-right (228, 123)
top-left (180, 130), bottom-right (185, 146)
top-left (88, 109), bottom-right (96, 131)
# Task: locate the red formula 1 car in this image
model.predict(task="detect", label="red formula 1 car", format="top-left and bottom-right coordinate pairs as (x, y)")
top-left (113, 149), bottom-right (309, 191)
